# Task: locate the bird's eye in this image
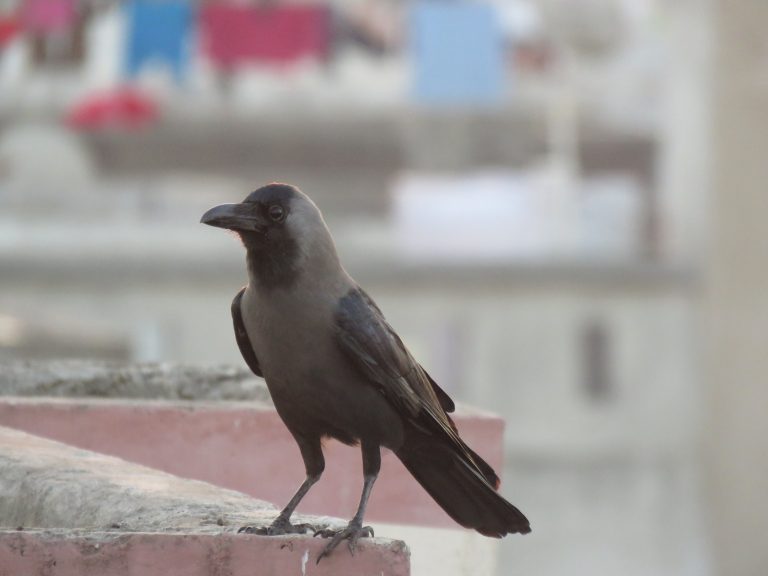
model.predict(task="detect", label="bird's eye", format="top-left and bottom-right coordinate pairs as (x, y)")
top-left (268, 204), bottom-right (285, 222)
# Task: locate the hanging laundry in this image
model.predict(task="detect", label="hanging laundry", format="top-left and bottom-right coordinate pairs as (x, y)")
top-left (124, 0), bottom-right (192, 82)
top-left (21, 0), bottom-right (77, 34)
top-left (21, 0), bottom-right (89, 66)
top-left (410, 0), bottom-right (505, 106)
top-left (199, 3), bottom-right (329, 70)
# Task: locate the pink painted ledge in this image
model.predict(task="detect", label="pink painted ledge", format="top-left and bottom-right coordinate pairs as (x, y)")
top-left (0, 531), bottom-right (410, 576)
top-left (0, 397), bottom-right (505, 529)
top-left (0, 424), bottom-right (409, 575)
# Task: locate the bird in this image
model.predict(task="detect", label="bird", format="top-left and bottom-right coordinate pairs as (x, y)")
top-left (201, 183), bottom-right (530, 561)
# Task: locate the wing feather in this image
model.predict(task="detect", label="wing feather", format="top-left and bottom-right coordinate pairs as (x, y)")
top-left (335, 287), bottom-right (468, 443)
top-left (231, 287), bottom-right (263, 377)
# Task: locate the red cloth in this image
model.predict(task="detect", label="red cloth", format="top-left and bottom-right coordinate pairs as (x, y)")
top-left (65, 88), bottom-right (159, 131)
top-left (199, 4), bottom-right (329, 69)
top-left (0, 18), bottom-right (20, 48)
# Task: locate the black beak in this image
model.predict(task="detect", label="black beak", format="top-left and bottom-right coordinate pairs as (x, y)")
top-left (200, 203), bottom-right (266, 233)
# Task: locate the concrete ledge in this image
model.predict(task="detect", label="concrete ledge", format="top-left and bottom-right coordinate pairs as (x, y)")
top-left (0, 426), bottom-right (409, 575)
top-left (0, 396), bottom-right (504, 529)
top-left (0, 531), bottom-right (410, 576)
top-left (0, 361), bottom-right (266, 402)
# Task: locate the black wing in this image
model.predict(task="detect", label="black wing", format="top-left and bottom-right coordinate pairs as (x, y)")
top-left (335, 286), bottom-right (501, 489)
top-left (231, 287), bottom-right (262, 377)
top-left (335, 287), bottom-right (456, 419)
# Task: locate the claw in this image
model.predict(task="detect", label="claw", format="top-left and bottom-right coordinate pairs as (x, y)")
top-left (238, 518), bottom-right (313, 536)
top-left (315, 521), bottom-right (374, 563)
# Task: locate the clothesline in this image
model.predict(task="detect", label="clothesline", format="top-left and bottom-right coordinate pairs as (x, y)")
top-left (2, 0), bottom-right (508, 106)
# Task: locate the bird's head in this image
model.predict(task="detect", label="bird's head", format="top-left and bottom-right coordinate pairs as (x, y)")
top-left (201, 183), bottom-right (339, 289)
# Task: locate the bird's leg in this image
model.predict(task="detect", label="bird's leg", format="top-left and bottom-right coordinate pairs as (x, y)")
top-left (239, 436), bottom-right (324, 536)
top-left (315, 441), bottom-right (379, 562)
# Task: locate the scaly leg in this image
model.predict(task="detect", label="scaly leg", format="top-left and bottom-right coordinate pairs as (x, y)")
top-left (239, 435), bottom-right (324, 535)
top-left (315, 441), bottom-right (380, 562)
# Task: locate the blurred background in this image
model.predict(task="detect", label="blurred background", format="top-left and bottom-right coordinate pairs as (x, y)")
top-left (0, 0), bottom-right (765, 575)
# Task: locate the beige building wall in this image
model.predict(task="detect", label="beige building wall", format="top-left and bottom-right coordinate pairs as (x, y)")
top-left (705, 3), bottom-right (768, 575)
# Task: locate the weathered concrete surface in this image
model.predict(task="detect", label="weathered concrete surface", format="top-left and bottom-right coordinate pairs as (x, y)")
top-left (0, 396), bottom-right (504, 529)
top-left (0, 424), bottom-right (279, 532)
top-left (0, 426), bottom-right (409, 574)
top-left (0, 530), bottom-right (410, 576)
top-left (0, 361), bottom-right (270, 402)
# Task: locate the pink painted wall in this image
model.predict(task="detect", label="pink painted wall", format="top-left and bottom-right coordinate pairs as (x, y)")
top-left (0, 531), bottom-right (410, 576)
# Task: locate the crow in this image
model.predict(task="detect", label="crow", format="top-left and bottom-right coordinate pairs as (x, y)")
top-left (201, 183), bottom-right (530, 561)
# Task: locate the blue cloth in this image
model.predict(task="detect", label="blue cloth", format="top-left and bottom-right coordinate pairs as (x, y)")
top-left (410, 1), bottom-right (505, 106)
top-left (124, 0), bottom-right (192, 82)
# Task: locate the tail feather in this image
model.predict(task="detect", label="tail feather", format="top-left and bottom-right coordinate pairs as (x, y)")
top-left (396, 429), bottom-right (531, 537)
top-left (463, 442), bottom-right (500, 489)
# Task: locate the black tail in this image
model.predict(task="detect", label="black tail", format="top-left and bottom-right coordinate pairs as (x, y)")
top-left (396, 428), bottom-right (531, 537)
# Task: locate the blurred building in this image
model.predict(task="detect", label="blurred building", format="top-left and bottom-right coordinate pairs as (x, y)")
top-left (3, 1), bottom-right (762, 575)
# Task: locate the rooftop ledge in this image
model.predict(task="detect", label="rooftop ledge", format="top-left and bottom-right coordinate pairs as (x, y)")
top-left (0, 425), bottom-right (410, 576)
top-left (0, 361), bottom-right (506, 576)
top-left (0, 361), bottom-right (505, 529)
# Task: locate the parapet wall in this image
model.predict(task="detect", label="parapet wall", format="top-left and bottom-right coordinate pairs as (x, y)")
top-left (0, 425), bottom-right (409, 575)
top-left (0, 361), bottom-right (506, 576)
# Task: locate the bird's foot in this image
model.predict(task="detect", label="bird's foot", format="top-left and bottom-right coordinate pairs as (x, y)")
top-left (238, 516), bottom-right (313, 536)
top-left (314, 520), bottom-right (374, 563)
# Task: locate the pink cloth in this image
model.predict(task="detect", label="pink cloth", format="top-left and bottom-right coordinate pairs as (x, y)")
top-left (200, 3), bottom-right (329, 69)
top-left (22, 0), bottom-right (77, 34)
